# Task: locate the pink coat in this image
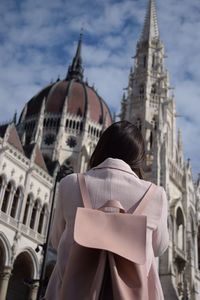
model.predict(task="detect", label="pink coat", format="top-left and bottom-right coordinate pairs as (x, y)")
top-left (45, 158), bottom-right (169, 300)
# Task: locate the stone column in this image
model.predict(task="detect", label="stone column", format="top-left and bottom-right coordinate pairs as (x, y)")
top-left (194, 230), bottom-right (198, 269)
top-left (7, 187), bottom-right (16, 215)
top-left (34, 204), bottom-right (42, 232)
top-left (29, 282), bottom-right (39, 300)
top-left (16, 192), bottom-right (24, 220)
top-left (26, 198), bottom-right (34, 227)
top-left (42, 209), bottom-right (49, 236)
top-left (0, 266), bottom-right (12, 300)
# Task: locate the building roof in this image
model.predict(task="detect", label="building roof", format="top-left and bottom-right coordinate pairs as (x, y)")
top-left (18, 34), bottom-right (112, 127)
top-left (7, 125), bottom-right (25, 154)
top-left (24, 143), bottom-right (48, 172)
top-left (0, 123), bottom-right (24, 154)
top-left (0, 124), bottom-right (48, 172)
top-left (34, 144), bottom-right (48, 172)
top-left (19, 79), bottom-right (112, 126)
top-left (23, 83), bottom-right (54, 119)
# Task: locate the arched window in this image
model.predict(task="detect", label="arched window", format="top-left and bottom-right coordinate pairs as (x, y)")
top-left (76, 122), bottom-right (79, 130)
top-left (198, 227), bottom-right (200, 270)
top-left (38, 205), bottom-right (46, 234)
top-left (190, 214), bottom-right (196, 260)
top-left (176, 208), bottom-right (185, 251)
top-left (152, 54), bottom-right (155, 68)
top-left (1, 182), bottom-right (12, 213)
top-left (151, 84), bottom-right (156, 94)
top-left (80, 122), bottom-right (83, 132)
top-left (69, 120), bottom-right (72, 128)
top-left (0, 176), bottom-right (3, 194)
top-left (136, 118), bottom-right (142, 131)
top-left (151, 117), bottom-right (157, 130)
top-left (150, 131), bottom-right (153, 149)
top-left (10, 187), bottom-right (21, 219)
top-left (143, 55), bottom-right (146, 68)
top-left (49, 119), bottom-right (53, 127)
top-left (73, 121), bottom-right (76, 129)
top-left (66, 119), bottom-right (69, 128)
top-left (52, 119), bottom-right (56, 127)
top-left (6, 251), bottom-right (34, 300)
top-left (176, 150), bottom-right (179, 164)
top-left (23, 194), bottom-right (32, 225)
top-left (139, 84), bottom-right (144, 95)
top-left (30, 200), bottom-right (38, 229)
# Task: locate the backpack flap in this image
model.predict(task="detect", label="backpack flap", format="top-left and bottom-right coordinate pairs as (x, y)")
top-left (74, 207), bottom-right (147, 265)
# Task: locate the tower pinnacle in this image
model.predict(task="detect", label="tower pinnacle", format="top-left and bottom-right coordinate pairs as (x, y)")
top-left (140, 0), bottom-right (159, 42)
top-left (66, 31), bottom-right (84, 81)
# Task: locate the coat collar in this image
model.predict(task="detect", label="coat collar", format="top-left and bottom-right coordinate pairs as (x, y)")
top-left (92, 158), bottom-right (139, 178)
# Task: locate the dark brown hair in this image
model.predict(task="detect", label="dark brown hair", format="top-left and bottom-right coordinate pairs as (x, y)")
top-left (89, 121), bottom-right (145, 178)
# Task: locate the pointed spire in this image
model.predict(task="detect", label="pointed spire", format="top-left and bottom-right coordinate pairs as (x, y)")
top-left (197, 174), bottom-right (200, 186)
top-left (66, 31), bottom-right (84, 81)
top-left (120, 93), bottom-right (127, 121)
top-left (140, 0), bottom-right (159, 42)
top-left (177, 128), bottom-right (183, 150)
top-left (13, 110), bottom-right (17, 125)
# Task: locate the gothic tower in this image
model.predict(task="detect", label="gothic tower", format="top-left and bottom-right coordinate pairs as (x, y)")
top-left (122, 0), bottom-right (176, 184)
top-left (121, 0), bottom-right (200, 298)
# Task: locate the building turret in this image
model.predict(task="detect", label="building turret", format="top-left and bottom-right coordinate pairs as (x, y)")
top-left (66, 33), bottom-right (84, 82)
top-left (121, 0), bottom-right (175, 178)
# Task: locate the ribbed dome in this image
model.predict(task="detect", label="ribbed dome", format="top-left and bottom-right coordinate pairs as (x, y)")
top-left (19, 34), bottom-right (112, 127)
top-left (20, 79), bottom-right (112, 125)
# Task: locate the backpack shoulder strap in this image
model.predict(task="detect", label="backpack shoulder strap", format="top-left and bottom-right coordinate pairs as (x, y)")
top-left (77, 173), bottom-right (92, 209)
top-left (128, 183), bottom-right (157, 215)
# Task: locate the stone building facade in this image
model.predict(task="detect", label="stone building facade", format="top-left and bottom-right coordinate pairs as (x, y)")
top-left (0, 0), bottom-right (200, 299)
top-left (121, 0), bottom-right (200, 298)
top-left (17, 34), bottom-right (112, 174)
top-left (0, 123), bottom-right (53, 300)
top-left (0, 35), bottom-right (112, 299)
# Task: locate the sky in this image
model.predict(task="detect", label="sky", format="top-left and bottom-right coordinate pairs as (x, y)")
top-left (0, 0), bottom-right (199, 179)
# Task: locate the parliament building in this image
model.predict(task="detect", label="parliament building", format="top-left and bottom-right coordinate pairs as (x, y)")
top-left (0, 0), bottom-right (199, 299)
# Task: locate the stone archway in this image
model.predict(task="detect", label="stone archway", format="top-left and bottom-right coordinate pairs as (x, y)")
top-left (198, 226), bottom-right (200, 270)
top-left (0, 239), bottom-right (7, 296)
top-left (0, 239), bottom-right (6, 274)
top-left (6, 252), bottom-right (34, 300)
top-left (0, 234), bottom-right (12, 300)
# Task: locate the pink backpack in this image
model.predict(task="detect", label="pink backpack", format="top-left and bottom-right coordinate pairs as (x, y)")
top-left (60, 174), bottom-right (156, 300)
